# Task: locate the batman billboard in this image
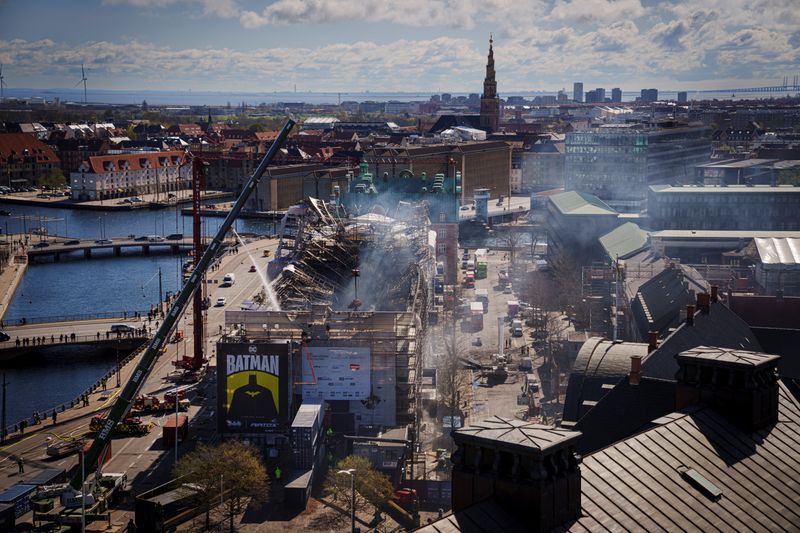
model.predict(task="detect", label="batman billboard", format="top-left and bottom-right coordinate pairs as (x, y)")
top-left (217, 342), bottom-right (290, 433)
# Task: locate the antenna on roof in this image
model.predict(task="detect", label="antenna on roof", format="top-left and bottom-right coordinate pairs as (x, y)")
top-left (0, 64), bottom-right (6, 100)
top-left (74, 63), bottom-right (88, 104)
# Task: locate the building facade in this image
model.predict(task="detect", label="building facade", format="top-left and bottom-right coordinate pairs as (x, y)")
top-left (647, 184), bottom-right (800, 231)
top-left (611, 88), bottom-right (622, 102)
top-left (248, 164), bottom-right (352, 212)
top-left (70, 151), bottom-right (189, 201)
top-left (565, 123), bottom-right (712, 212)
top-left (0, 133), bottom-right (60, 189)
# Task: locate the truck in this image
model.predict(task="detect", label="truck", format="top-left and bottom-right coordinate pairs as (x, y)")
top-left (90, 415), bottom-right (151, 436)
top-left (464, 271), bottom-right (475, 289)
top-left (475, 288), bottom-right (489, 312)
top-left (470, 302), bottom-right (484, 331)
top-left (508, 300), bottom-right (519, 317)
top-left (162, 414), bottom-right (188, 448)
top-left (222, 272), bottom-right (236, 286)
top-left (512, 319), bottom-right (523, 337)
top-left (475, 249), bottom-right (488, 279)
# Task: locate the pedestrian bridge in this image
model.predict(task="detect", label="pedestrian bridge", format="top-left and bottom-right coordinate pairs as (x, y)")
top-left (0, 332), bottom-right (148, 363)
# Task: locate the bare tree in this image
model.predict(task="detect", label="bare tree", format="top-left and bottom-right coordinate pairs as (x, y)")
top-left (499, 229), bottom-right (526, 265)
top-left (437, 326), bottom-right (470, 423)
top-left (324, 455), bottom-right (393, 514)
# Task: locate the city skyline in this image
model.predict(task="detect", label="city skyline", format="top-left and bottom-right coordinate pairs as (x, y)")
top-left (0, 0), bottom-right (798, 94)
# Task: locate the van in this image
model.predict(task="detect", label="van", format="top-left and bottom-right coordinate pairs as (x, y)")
top-left (110, 324), bottom-right (134, 334)
top-left (511, 319), bottom-right (523, 337)
top-left (222, 273), bottom-right (236, 286)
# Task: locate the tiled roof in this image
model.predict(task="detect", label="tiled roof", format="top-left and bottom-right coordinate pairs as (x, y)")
top-left (632, 264), bottom-right (708, 338)
top-left (0, 133), bottom-right (59, 165)
top-left (641, 301), bottom-right (762, 380)
top-left (83, 150), bottom-right (186, 174)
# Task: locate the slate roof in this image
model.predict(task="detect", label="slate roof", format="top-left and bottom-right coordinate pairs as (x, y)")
top-left (569, 377), bottom-right (676, 455)
top-left (549, 191), bottom-right (618, 216)
top-left (562, 338), bottom-right (649, 423)
top-left (418, 380), bottom-right (800, 533)
top-left (632, 264), bottom-right (709, 338)
top-left (599, 222), bottom-right (650, 260)
top-left (641, 301), bottom-right (762, 380)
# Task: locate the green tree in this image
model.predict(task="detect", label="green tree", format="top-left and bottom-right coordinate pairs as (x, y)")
top-left (173, 441), bottom-right (269, 532)
top-left (37, 167), bottom-right (66, 189)
top-left (325, 455), bottom-right (393, 516)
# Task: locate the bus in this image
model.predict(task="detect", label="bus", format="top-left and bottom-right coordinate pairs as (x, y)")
top-left (475, 249), bottom-right (488, 279)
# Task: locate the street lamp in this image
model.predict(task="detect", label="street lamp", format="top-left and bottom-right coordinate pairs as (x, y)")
top-left (337, 469), bottom-right (356, 533)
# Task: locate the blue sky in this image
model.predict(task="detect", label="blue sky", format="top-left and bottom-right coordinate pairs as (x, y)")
top-left (0, 0), bottom-right (798, 93)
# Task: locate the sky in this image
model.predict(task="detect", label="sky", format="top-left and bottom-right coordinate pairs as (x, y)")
top-left (0, 0), bottom-right (798, 94)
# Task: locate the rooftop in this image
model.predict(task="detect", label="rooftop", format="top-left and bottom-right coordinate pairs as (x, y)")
top-left (650, 184), bottom-right (800, 193)
top-left (549, 190), bottom-right (618, 216)
top-left (676, 346), bottom-right (781, 369)
top-left (454, 416), bottom-right (581, 454)
top-left (755, 237), bottom-right (800, 266)
top-left (652, 230), bottom-right (800, 239)
top-left (599, 222), bottom-right (650, 260)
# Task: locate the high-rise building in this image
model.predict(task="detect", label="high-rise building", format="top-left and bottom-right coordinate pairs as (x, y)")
top-left (573, 82), bottom-right (584, 103)
top-left (585, 90), bottom-right (598, 103)
top-left (441, 93), bottom-right (452, 103)
top-left (640, 88), bottom-right (659, 102)
top-left (677, 91), bottom-right (688, 103)
top-left (479, 35), bottom-right (500, 133)
top-left (595, 88), bottom-right (606, 102)
top-left (557, 89), bottom-right (568, 102)
top-left (611, 88), bottom-right (622, 102)
top-left (565, 123), bottom-right (712, 212)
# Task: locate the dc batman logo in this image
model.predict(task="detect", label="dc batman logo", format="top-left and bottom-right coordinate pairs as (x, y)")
top-left (249, 345), bottom-right (258, 354)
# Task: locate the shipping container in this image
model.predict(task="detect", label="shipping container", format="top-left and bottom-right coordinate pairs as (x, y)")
top-left (162, 414), bottom-right (189, 448)
top-left (0, 484), bottom-right (36, 518)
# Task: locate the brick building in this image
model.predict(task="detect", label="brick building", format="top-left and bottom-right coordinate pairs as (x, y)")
top-left (0, 133), bottom-right (60, 189)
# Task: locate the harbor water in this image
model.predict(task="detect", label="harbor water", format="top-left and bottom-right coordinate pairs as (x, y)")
top-left (0, 200), bottom-right (275, 428)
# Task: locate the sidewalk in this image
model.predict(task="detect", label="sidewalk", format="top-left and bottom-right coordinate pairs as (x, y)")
top-left (0, 235), bottom-right (29, 322)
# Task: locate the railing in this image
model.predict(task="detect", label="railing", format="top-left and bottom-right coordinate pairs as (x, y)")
top-left (0, 332), bottom-right (149, 350)
top-left (0, 337), bottom-right (149, 441)
top-left (2, 310), bottom-right (151, 327)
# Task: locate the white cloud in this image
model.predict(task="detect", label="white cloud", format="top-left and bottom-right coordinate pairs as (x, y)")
top-left (102, 0), bottom-right (239, 18)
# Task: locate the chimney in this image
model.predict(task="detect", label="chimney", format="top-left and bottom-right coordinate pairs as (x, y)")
top-left (629, 355), bottom-right (642, 386)
top-left (675, 347), bottom-right (780, 431)
top-left (696, 292), bottom-right (711, 314)
top-left (647, 330), bottom-right (659, 353)
top-left (686, 304), bottom-right (695, 325)
top-left (710, 285), bottom-right (718, 303)
top-left (451, 417), bottom-right (582, 532)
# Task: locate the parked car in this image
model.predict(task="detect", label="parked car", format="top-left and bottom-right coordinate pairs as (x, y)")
top-left (215, 297), bottom-right (226, 307)
top-left (0, 331), bottom-right (10, 342)
top-left (130, 197), bottom-right (144, 203)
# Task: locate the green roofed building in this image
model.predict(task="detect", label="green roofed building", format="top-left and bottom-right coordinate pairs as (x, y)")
top-left (545, 190), bottom-right (621, 261)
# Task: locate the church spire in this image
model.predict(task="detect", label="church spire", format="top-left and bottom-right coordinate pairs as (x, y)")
top-left (480, 34), bottom-right (500, 132)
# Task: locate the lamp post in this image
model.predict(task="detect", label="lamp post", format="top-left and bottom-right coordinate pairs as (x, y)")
top-left (337, 469), bottom-right (356, 533)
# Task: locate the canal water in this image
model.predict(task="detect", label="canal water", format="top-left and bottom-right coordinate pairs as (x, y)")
top-left (0, 200), bottom-right (276, 429)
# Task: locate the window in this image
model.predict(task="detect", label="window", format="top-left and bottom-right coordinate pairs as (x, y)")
top-left (437, 243), bottom-right (446, 254)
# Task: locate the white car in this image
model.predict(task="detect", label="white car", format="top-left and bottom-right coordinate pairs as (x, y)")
top-left (147, 235), bottom-right (165, 242)
top-left (215, 297), bottom-right (226, 307)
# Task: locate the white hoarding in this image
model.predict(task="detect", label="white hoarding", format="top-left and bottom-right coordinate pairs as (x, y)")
top-left (301, 346), bottom-right (371, 400)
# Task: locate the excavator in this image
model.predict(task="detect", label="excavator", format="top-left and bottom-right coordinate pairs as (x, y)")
top-left (50, 119), bottom-right (297, 520)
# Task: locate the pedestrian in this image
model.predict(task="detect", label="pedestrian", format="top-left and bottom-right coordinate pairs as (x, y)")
top-left (52, 411), bottom-right (57, 424)
top-left (59, 334), bottom-right (63, 342)
top-left (15, 338), bottom-right (20, 347)
top-left (106, 331), bottom-right (109, 339)
top-left (51, 335), bottom-right (54, 343)
top-left (97, 331), bottom-right (100, 340)
top-left (274, 466), bottom-right (282, 483)
top-left (101, 377), bottom-right (107, 390)
top-left (16, 456), bottom-right (23, 474)
top-left (71, 332), bottom-right (76, 341)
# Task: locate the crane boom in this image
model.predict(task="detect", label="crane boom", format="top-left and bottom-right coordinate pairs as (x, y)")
top-left (70, 119), bottom-right (296, 489)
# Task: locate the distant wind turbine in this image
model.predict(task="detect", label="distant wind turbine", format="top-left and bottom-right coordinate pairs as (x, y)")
top-left (74, 63), bottom-right (88, 104)
top-left (0, 64), bottom-right (6, 100)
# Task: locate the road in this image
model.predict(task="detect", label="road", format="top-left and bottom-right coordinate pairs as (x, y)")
top-left (0, 236), bottom-right (280, 498)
